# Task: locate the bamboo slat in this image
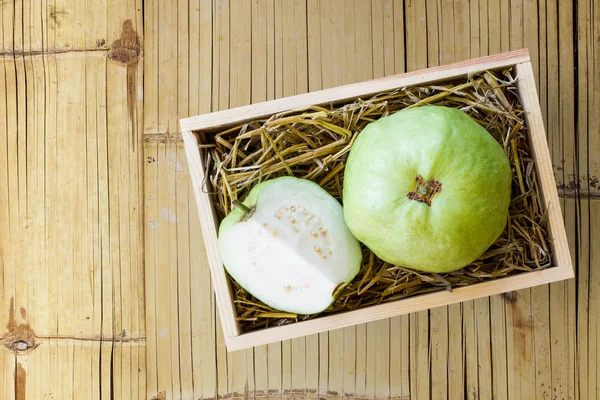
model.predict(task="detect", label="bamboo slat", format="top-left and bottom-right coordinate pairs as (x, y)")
top-left (250, 2), bottom-right (272, 398)
top-left (1, 0), bottom-right (144, 398)
top-left (579, 0), bottom-right (600, 397)
top-left (527, 2), bottom-right (552, 396)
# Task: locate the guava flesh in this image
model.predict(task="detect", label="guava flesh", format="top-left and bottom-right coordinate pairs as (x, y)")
top-left (343, 105), bottom-right (512, 273)
top-left (218, 176), bottom-right (362, 314)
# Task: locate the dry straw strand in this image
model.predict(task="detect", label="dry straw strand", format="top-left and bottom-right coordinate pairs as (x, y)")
top-left (195, 68), bottom-right (552, 332)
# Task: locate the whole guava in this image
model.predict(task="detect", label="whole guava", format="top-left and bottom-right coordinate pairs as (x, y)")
top-left (218, 176), bottom-right (362, 314)
top-left (342, 105), bottom-right (512, 273)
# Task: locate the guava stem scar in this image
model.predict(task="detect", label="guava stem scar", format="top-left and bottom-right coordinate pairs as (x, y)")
top-left (407, 175), bottom-right (442, 206)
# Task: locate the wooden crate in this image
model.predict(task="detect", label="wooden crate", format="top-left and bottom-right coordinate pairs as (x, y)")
top-left (180, 49), bottom-right (573, 352)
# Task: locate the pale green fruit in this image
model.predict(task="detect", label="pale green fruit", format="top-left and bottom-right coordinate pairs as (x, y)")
top-left (218, 176), bottom-right (362, 314)
top-left (343, 105), bottom-right (512, 273)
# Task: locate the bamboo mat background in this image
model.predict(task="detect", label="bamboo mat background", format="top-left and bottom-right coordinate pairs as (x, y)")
top-left (0, 0), bottom-right (598, 399)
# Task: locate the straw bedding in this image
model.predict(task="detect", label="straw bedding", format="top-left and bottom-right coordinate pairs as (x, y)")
top-left (195, 67), bottom-right (552, 332)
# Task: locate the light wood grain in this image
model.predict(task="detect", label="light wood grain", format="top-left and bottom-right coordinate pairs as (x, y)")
top-left (219, 265), bottom-right (574, 351)
top-left (577, 1), bottom-right (600, 398)
top-left (182, 132), bottom-right (239, 340)
top-left (515, 61), bottom-right (574, 280)
top-left (1, 0), bottom-right (145, 396)
top-left (180, 50), bottom-right (530, 133)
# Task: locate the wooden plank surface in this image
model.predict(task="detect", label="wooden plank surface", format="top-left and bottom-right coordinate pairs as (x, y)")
top-left (1, 0), bottom-right (598, 398)
top-left (0, 0), bottom-right (145, 398)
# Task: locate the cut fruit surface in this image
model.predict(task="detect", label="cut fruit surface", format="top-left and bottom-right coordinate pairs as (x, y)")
top-left (218, 176), bottom-right (362, 314)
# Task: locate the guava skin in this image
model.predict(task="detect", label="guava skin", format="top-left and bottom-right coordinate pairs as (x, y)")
top-left (342, 105), bottom-right (512, 273)
top-left (218, 176), bottom-right (362, 314)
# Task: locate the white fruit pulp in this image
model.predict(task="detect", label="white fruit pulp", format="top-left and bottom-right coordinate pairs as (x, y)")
top-left (218, 177), bottom-right (361, 314)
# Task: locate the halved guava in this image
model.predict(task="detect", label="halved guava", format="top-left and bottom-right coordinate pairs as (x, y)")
top-left (343, 105), bottom-right (512, 273)
top-left (218, 176), bottom-right (362, 314)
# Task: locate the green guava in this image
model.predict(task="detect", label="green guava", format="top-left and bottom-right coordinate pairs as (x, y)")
top-left (342, 105), bottom-right (512, 273)
top-left (218, 176), bottom-right (362, 314)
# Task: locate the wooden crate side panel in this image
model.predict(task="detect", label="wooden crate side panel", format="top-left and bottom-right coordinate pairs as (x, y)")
top-left (180, 49), bottom-right (531, 132)
top-left (515, 62), bottom-right (574, 278)
top-left (226, 265), bottom-right (573, 351)
top-left (182, 53), bottom-right (573, 352)
top-left (181, 130), bottom-right (240, 339)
